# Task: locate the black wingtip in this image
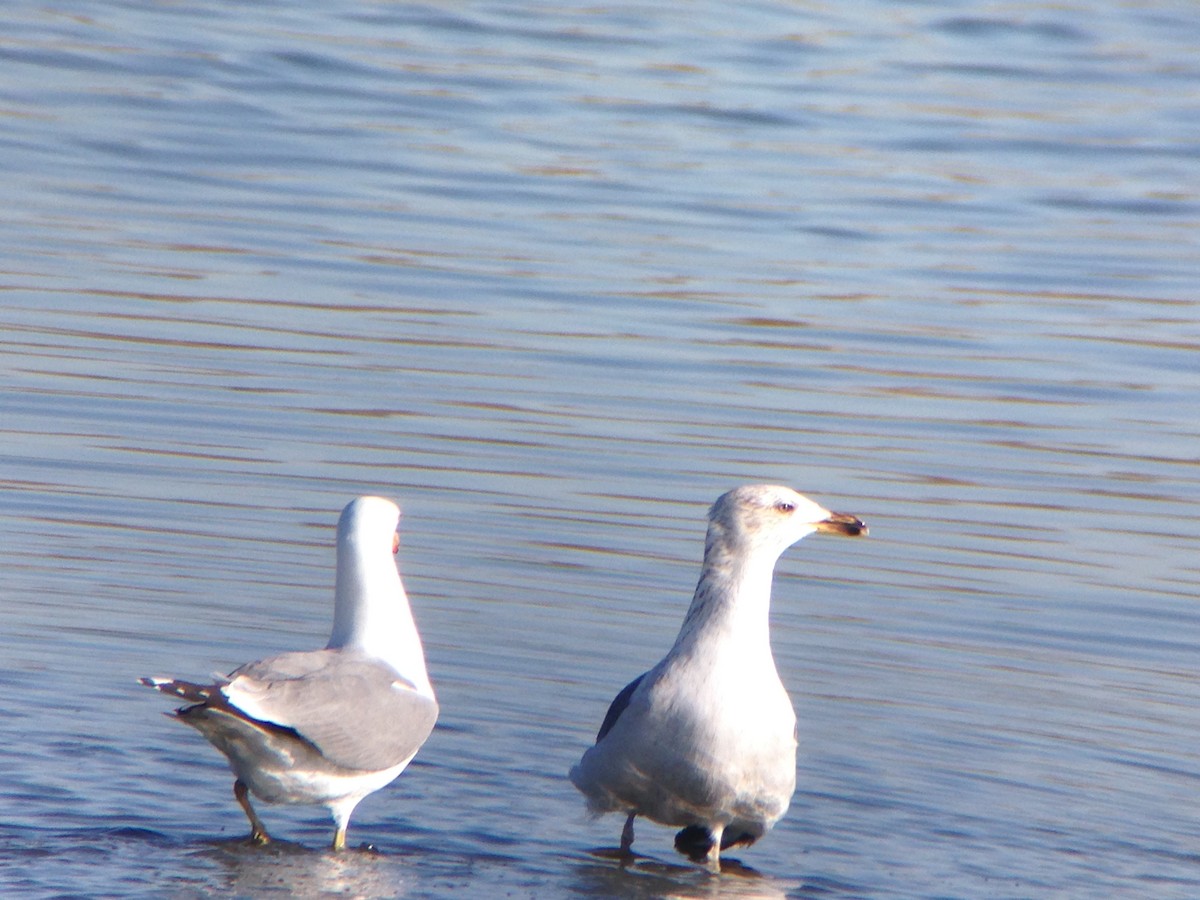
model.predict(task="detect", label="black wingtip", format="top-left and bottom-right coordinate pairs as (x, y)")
top-left (674, 824), bottom-right (757, 861)
top-left (674, 825), bottom-right (713, 862)
top-left (595, 673), bottom-right (646, 743)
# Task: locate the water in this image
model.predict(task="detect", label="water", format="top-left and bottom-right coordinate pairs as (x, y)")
top-left (1, 0), bottom-right (1198, 896)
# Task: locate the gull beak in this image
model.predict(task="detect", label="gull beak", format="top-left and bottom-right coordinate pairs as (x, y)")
top-left (816, 512), bottom-right (868, 537)
top-left (392, 532), bottom-right (401, 554)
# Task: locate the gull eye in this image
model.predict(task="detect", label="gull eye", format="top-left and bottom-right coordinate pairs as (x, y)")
top-left (774, 501), bottom-right (795, 514)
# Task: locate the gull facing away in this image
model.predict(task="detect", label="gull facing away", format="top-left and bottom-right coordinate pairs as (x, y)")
top-left (141, 496), bottom-right (438, 850)
top-left (570, 485), bottom-right (866, 871)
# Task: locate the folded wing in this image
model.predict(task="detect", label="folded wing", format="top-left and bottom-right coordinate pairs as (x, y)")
top-left (218, 649), bottom-right (439, 772)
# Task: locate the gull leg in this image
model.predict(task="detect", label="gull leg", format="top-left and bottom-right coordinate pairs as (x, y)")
top-left (234, 779), bottom-right (270, 845)
top-left (619, 812), bottom-right (636, 855)
top-left (332, 822), bottom-right (348, 852)
top-left (329, 797), bottom-right (360, 851)
top-left (705, 823), bottom-right (724, 873)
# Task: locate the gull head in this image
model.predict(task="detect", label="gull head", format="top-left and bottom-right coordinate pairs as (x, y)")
top-left (706, 484), bottom-right (867, 559)
top-left (330, 495), bottom-right (420, 668)
top-left (338, 496), bottom-right (402, 557)
top-left (333, 496), bottom-right (404, 624)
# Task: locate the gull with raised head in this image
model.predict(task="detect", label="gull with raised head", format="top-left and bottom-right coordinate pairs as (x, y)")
top-left (141, 495), bottom-right (438, 850)
top-left (570, 484), bottom-right (866, 871)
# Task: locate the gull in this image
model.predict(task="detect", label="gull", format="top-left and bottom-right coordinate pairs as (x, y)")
top-left (570, 484), bottom-right (866, 871)
top-left (141, 496), bottom-right (438, 850)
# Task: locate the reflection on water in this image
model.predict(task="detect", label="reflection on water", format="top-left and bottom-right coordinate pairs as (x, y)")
top-left (570, 853), bottom-right (800, 900)
top-left (1, 0), bottom-right (1199, 897)
top-left (200, 840), bottom-right (420, 900)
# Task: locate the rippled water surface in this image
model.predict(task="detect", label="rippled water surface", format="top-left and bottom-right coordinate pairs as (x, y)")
top-left (2, 1), bottom-right (1199, 897)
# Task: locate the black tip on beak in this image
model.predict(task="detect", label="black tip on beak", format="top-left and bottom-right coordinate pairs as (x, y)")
top-left (816, 512), bottom-right (868, 537)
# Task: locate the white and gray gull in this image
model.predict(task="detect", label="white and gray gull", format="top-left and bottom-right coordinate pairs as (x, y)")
top-left (569, 485), bottom-right (866, 871)
top-left (141, 496), bottom-right (438, 850)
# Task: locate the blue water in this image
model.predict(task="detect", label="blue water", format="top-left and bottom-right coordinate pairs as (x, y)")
top-left (1, 1), bottom-right (1198, 897)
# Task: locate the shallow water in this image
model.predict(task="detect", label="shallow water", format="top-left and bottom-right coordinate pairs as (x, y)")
top-left (2, 1), bottom-right (1199, 897)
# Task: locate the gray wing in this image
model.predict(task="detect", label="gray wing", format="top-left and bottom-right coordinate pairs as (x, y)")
top-left (595, 672), bottom-right (646, 742)
top-left (222, 649), bottom-right (438, 772)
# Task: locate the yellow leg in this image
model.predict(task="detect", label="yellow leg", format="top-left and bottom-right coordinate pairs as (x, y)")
top-left (234, 779), bottom-right (270, 845)
top-left (328, 798), bottom-right (359, 851)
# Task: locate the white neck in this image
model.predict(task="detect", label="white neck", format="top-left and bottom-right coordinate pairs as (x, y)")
top-left (672, 531), bottom-right (781, 662)
top-left (327, 534), bottom-right (433, 698)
